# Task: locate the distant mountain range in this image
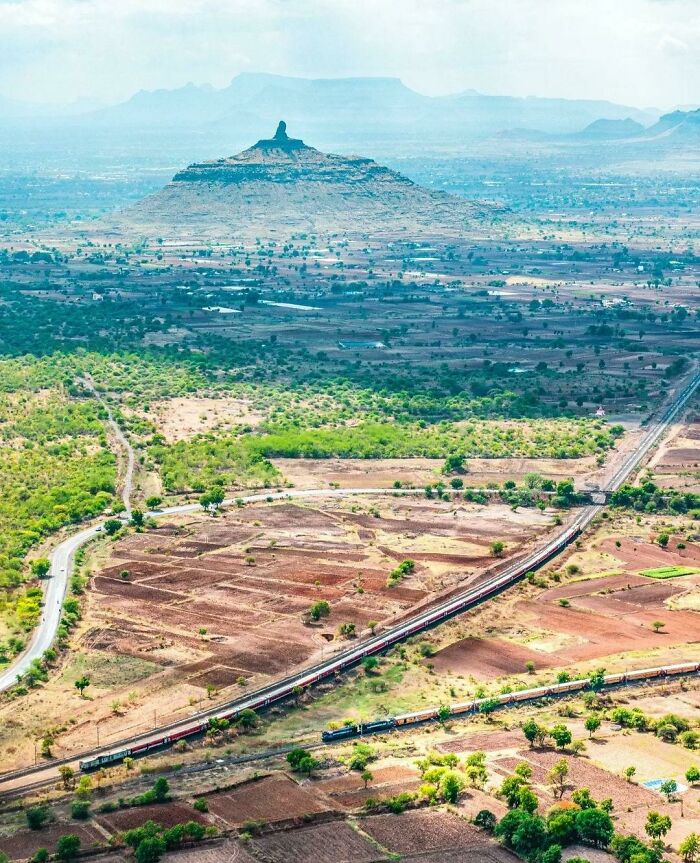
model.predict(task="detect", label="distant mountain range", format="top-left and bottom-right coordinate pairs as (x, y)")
top-left (3, 73), bottom-right (660, 146)
top-left (80, 73), bottom-right (659, 146)
top-left (1, 75), bottom-right (697, 170)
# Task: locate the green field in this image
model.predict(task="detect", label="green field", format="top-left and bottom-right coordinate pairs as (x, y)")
top-left (639, 565), bottom-right (700, 579)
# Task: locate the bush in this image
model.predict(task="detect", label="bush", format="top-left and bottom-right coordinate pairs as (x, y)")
top-left (70, 800), bottom-right (91, 820)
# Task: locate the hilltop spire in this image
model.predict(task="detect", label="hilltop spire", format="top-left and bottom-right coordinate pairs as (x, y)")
top-left (273, 120), bottom-right (289, 141)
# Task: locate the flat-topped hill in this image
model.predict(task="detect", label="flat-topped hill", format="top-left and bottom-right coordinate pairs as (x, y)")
top-left (117, 121), bottom-right (495, 237)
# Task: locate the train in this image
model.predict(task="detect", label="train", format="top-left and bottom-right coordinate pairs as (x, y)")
top-left (321, 660), bottom-right (700, 742)
top-left (80, 520), bottom-right (584, 771)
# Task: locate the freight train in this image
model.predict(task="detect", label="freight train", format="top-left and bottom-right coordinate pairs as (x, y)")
top-left (321, 660), bottom-right (700, 742)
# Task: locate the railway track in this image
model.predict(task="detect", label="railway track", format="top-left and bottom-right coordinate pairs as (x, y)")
top-left (1, 368), bottom-right (698, 788)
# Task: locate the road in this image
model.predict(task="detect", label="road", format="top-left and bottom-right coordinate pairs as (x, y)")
top-left (81, 376), bottom-right (135, 514)
top-left (0, 368), bottom-right (697, 775)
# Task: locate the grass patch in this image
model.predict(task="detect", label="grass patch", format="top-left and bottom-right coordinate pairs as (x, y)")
top-left (639, 565), bottom-right (700, 580)
top-left (59, 651), bottom-right (161, 687)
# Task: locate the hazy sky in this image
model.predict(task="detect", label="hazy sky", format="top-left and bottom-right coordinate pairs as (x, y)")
top-left (0, 0), bottom-right (697, 109)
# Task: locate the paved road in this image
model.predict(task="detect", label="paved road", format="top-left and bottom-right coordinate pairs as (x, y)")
top-left (1, 369), bottom-right (697, 707)
top-left (0, 368), bottom-right (697, 780)
top-left (0, 487), bottom-right (453, 693)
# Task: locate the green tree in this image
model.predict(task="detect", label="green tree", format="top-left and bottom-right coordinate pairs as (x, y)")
top-left (74, 675), bottom-right (90, 697)
top-left (575, 807), bottom-right (614, 847)
top-left (550, 724), bottom-right (572, 750)
top-left (680, 833), bottom-right (700, 862)
top-left (104, 518), bottom-right (122, 535)
top-left (522, 719), bottom-right (541, 748)
top-left (361, 769), bottom-right (373, 788)
top-left (26, 806), bottom-right (49, 830)
top-left (30, 558), bottom-right (51, 578)
top-left (55, 834), bottom-right (81, 862)
top-left (585, 715), bottom-right (601, 738)
top-left (490, 539), bottom-right (505, 557)
top-left (686, 766), bottom-right (700, 786)
top-left (130, 508), bottom-right (145, 527)
top-left (656, 533), bottom-right (669, 548)
top-left (548, 758), bottom-right (569, 798)
top-left (439, 770), bottom-right (465, 803)
top-left (153, 776), bottom-right (170, 801)
top-left (308, 600), bottom-right (331, 621)
top-left (135, 836), bottom-right (167, 863)
top-left (645, 811), bottom-right (672, 841)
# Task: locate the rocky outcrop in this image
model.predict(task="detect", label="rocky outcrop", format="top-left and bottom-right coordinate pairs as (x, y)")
top-left (119, 122), bottom-right (493, 237)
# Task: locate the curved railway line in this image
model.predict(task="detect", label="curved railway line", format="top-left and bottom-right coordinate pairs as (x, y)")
top-left (1, 369), bottom-right (698, 789)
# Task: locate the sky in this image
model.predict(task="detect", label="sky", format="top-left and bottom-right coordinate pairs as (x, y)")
top-left (0, 0), bottom-right (697, 110)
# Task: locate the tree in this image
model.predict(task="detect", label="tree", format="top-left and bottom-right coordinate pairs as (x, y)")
top-left (474, 809), bottom-right (497, 832)
top-left (588, 668), bottom-right (606, 691)
top-left (130, 508), bottom-right (145, 527)
top-left (104, 519), bottom-right (122, 535)
top-left (651, 620), bottom-right (666, 633)
top-left (686, 765), bottom-right (700, 786)
top-left (362, 656), bottom-right (379, 674)
top-left (517, 786), bottom-right (539, 814)
top-left (145, 496), bottom-right (162, 509)
top-left (237, 708), bottom-right (258, 729)
top-left (361, 769), bottom-right (373, 788)
top-left (437, 704), bottom-right (451, 724)
top-left (657, 533), bottom-right (669, 548)
top-left (550, 724), bottom-right (572, 750)
top-left (500, 775), bottom-right (526, 808)
top-left (26, 806), bottom-right (49, 830)
top-left (624, 765), bottom-right (637, 783)
top-left (575, 807), bottom-right (614, 847)
top-left (645, 811), bottom-right (672, 841)
top-left (55, 834), bottom-right (81, 862)
top-left (540, 846), bottom-right (562, 863)
top-left (70, 801), bottom-right (90, 820)
top-left (367, 620), bottom-right (378, 634)
top-left (585, 715), bottom-right (601, 738)
top-left (135, 836), bottom-right (167, 863)
top-left (680, 833), bottom-right (700, 862)
top-left (31, 851), bottom-right (49, 863)
top-left (523, 719), bottom-right (541, 748)
top-left (308, 600), bottom-right (331, 621)
top-left (443, 453), bottom-right (467, 474)
top-left (152, 776), bottom-right (170, 801)
top-left (74, 675), bottom-right (90, 697)
top-left (548, 758), bottom-right (569, 799)
top-left (199, 486), bottom-right (225, 513)
top-left (30, 558), bottom-right (51, 579)
top-left (490, 540), bottom-right (505, 557)
top-left (58, 765), bottom-right (75, 789)
top-left (440, 770), bottom-right (465, 803)
top-left (659, 779), bottom-right (677, 802)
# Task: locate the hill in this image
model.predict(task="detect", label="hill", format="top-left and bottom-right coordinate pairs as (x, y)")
top-left (116, 121), bottom-right (495, 237)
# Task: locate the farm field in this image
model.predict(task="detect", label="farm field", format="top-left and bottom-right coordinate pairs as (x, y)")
top-left (0, 494), bottom-right (554, 766)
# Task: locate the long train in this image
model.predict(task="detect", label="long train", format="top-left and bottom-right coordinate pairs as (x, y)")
top-left (79, 519), bottom-right (583, 772)
top-left (321, 660), bottom-right (700, 741)
top-left (78, 372), bottom-right (700, 774)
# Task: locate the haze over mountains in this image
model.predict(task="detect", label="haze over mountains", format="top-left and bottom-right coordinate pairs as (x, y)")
top-left (4, 72), bottom-right (693, 164)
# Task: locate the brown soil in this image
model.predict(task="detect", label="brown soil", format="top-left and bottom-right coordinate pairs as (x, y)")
top-left (251, 821), bottom-right (383, 863)
top-left (205, 774), bottom-right (331, 826)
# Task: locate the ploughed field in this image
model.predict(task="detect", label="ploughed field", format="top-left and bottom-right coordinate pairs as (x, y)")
top-left (426, 534), bottom-right (700, 680)
top-left (0, 495), bottom-right (549, 759)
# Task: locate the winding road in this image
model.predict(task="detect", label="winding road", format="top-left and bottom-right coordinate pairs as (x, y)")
top-left (0, 368), bottom-right (697, 771)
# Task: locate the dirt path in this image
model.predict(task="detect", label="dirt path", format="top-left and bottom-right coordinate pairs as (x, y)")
top-left (81, 375), bottom-right (134, 514)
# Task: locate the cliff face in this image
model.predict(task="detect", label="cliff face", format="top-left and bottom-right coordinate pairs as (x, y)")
top-left (118, 122), bottom-right (492, 237)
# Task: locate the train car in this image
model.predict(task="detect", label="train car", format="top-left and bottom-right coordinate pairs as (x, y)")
top-left (394, 707), bottom-right (438, 726)
top-left (552, 679), bottom-right (587, 695)
top-left (450, 700), bottom-right (478, 717)
top-left (604, 673), bottom-right (626, 686)
top-left (361, 719), bottom-right (396, 734)
top-left (321, 725), bottom-right (357, 742)
top-left (626, 667), bottom-right (663, 682)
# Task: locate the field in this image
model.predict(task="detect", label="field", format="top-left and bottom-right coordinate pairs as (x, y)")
top-left (0, 493), bottom-right (554, 764)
